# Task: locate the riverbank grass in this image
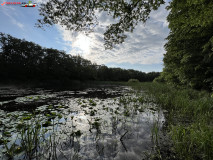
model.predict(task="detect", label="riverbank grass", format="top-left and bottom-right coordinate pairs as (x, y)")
top-left (131, 82), bottom-right (213, 160)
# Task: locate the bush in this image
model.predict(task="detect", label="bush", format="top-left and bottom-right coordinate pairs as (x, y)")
top-left (153, 74), bottom-right (165, 83)
top-left (128, 79), bottom-right (139, 83)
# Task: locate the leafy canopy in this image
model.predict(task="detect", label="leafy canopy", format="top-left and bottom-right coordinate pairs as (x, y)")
top-left (37, 0), bottom-right (165, 49)
top-left (160, 0), bottom-right (213, 90)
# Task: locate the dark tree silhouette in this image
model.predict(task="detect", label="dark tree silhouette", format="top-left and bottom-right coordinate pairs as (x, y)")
top-left (0, 33), bottom-right (160, 84)
top-left (37, 0), bottom-right (165, 49)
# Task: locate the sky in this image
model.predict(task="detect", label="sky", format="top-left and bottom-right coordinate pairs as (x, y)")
top-left (0, 0), bottom-right (170, 73)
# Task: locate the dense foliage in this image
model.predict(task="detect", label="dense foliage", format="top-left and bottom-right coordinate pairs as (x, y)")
top-left (156, 0), bottom-right (213, 91)
top-left (0, 33), bottom-right (159, 83)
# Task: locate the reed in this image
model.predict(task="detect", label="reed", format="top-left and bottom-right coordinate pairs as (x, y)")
top-left (134, 82), bottom-right (213, 160)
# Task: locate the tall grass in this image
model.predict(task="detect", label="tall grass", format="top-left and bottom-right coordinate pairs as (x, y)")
top-left (130, 82), bottom-right (213, 160)
top-left (3, 117), bottom-right (81, 159)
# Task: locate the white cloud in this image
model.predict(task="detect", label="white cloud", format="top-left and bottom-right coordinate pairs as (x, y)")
top-left (15, 21), bottom-right (24, 29)
top-left (57, 2), bottom-right (170, 65)
top-left (1, 5), bottom-right (25, 30)
top-left (35, 0), bottom-right (49, 4)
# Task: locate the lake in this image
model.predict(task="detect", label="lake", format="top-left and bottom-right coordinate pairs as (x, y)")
top-left (0, 85), bottom-right (165, 160)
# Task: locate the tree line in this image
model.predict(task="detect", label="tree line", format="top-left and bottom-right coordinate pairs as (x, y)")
top-left (36, 0), bottom-right (213, 91)
top-left (0, 33), bottom-right (159, 84)
top-left (155, 0), bottom-right (213, 91)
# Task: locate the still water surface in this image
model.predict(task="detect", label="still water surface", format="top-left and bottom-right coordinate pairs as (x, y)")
top-left (0, 86), bottom-right (164, 160)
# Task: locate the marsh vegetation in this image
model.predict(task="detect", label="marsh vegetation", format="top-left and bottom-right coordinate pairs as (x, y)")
top-left (135, 82), bottom-right (213, 160)
top-left (0, 85), bottom-right (166, 160)
top-left (1, 82), bottom-right (212, 160)
top-left (1, 0), bottom-right (212, 159)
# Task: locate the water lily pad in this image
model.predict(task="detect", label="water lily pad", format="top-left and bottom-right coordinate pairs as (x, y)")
top-left (22, 116), bottom-right (32, 121)
top-left (16, 123), bottom-right (25, 130)
top-left (90, 111), bottom-right (95, 116)
top-left (3, 132), bottom-right (12, 137)
top-left (42, 120), bottom-right (51, 127)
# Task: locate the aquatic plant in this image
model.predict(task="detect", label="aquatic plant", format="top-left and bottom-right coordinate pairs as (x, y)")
top-left (114, 110), bottom-right (119, 115)
top-left (138, 107), bottom-right (144, 112)
top-left (16, 122), bottom-right (25, 130)
top-left (138, 82), bottom-right (213, 160)
top-left (48, 105), bottom-right (53, 109)
top-left (57, 105), bottom-right (64, 109)
top-left (19, 123), bottom-right (42, 159)
top-left (81, 104), bottom-right (87, 108)
top-left (92, 121), bottom-right (100, 130)
top-left (0, 85), bottom-right (165, 159)
top-left (4, 137), bottom-right (21, 158)
top-left (90, 110), bottom-right (95, 116)
top-left (22, 116), bottom-right (32, 121)
top-left (151, 120), bottom-right (160, 146)
top-left (88, 99), bottom-right (97, 106)
top-left (43, 120), bottom-right (51, 127)
top-left (57, 113), bottom-right (62, 119)
top-left (123, 110), bottom-right (130, 117)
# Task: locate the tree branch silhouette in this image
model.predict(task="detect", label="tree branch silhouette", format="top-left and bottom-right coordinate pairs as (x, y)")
top-left (37, 0), bottom-right (165, 49)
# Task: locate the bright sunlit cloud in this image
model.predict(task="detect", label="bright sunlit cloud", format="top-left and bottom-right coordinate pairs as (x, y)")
top-left (57, 2), bottom-right (170, 69)
top-left (57, 25), bottom-right (93, 56)
top-left (0, 0), bottom-right (171, 72)
top-left (73, 34), bottom-right (91, 55)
